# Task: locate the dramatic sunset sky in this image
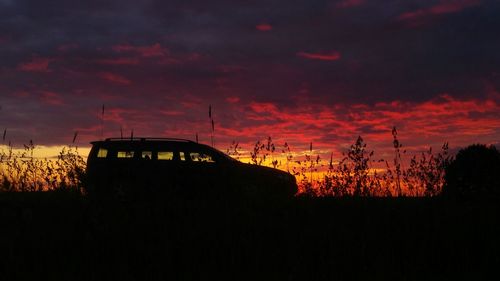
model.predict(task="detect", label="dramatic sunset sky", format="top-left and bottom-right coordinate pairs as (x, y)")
top-left (1, 0), bottom-right (499, 160)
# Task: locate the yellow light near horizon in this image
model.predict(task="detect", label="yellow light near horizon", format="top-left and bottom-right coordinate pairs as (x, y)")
top-left (0, 145), bottom-right (91, 160)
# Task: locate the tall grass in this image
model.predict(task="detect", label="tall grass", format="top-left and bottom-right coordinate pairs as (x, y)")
top-left (0, 141), bottom-right (86, 192)
top-left (0, 128), bottom-right (451, 197)
top-left (245, 127), bottom-right (452, 197)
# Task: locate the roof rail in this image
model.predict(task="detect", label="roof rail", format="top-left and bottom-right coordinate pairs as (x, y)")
top-left (104, 137), bottom-right (194, 143)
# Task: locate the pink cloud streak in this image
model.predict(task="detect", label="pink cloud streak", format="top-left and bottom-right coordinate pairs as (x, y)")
top-left (17, 57), bottom-right (52, 72)
top-left (112, 43), bottom-right (168, 57)
top-left (398, 0), bottom-right (481, 24)
top-left (296, 51), bottom-right (341, 61)
top-left (98, 72), bottom-right (131, 85)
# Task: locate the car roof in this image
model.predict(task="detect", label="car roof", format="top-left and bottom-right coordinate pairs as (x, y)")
top-left (90, 137), bottom-right (216, 150)
top-left (92, 137), bottom-right (194, 144)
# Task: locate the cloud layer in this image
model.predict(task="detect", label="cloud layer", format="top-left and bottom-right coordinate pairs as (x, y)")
top-left (0, 0), bottom-right (499, 157)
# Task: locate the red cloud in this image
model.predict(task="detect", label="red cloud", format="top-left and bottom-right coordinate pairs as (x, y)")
top-left (226, 97), bottom-right (240, 104)
top-left (256, 23), bottom-right (272, 31)
top-left (160, 110), bottom-right (184, 116)
top-left (112, 43), bottom-right (168, 57)
top-left (98, 72), bottom-right (131, 85)
top-left (296, 51), bottom-right (341, 61)
top-left (17, 57), bottom-right (52, 72)
top-left (94, 58), bottom-right (140, 65)
top-left (217, 94), bottom-right (500, 162)
top-left (100, 107), bottom-right (135, 123)
top-left (398, 0), bottom-right (481, 24)
top-left (35, 94), bottom-right (495, 166)
top-left (430, 0), bottom-right (480, 14)
top-left (39, 91), bottom-right (64, 106)
top-left (249, 102), bottom-right (279, 114)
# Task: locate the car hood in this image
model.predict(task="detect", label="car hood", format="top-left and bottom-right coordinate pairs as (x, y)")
top-left (237, 163), bottom-right (296, 181)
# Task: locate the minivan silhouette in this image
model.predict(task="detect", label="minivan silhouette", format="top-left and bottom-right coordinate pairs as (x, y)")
top-left (86, 138), bottom-right (297, 199)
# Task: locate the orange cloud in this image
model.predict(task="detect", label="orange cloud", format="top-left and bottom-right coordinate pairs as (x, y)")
top-left (296, 51), bottom-right (341, 61)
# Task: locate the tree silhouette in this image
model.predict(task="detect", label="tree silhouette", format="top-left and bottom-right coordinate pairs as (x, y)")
top-left (442, 144), bottom-right (500, 198)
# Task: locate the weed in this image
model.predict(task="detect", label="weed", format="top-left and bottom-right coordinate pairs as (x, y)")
top-left (250, 136), bottom-right (278, 167)
top-left (0, 142), bottom-right (86, 192)
top-left (0, 128), bottom-right (452, 197)
top-left (245, 128), bottom-right (451, 197)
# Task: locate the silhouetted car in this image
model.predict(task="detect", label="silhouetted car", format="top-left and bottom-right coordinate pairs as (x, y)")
top-left (86, 138), bottom-right (297, 199)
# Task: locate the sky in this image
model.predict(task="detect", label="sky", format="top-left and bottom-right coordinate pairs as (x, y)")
top-left (1, 0), bottom-right (499, 161)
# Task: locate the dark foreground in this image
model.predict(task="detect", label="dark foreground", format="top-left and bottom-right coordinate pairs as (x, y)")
top-left (0, 191), bottom-right (499, 281)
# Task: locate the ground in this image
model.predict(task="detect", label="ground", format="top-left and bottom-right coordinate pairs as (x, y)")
top-left (1, 191), bottom-right (499, 280)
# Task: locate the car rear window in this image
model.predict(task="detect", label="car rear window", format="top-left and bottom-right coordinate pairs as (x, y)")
top-left (97, 148), bottom-right (108, 158)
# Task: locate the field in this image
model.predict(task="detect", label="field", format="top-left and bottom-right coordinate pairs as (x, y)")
top-left (1, 191), bottom-right (499, 281)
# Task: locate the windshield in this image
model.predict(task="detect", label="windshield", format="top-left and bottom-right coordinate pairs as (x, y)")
top-left (212, 148), bottom-right (239, 163)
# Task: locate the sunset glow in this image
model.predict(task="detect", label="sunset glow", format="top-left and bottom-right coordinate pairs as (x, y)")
top-left (0, 0), bottom-right (498, 169)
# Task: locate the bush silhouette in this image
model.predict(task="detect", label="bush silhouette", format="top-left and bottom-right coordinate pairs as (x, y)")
top-left (442, 144), bottom-right (500, 198)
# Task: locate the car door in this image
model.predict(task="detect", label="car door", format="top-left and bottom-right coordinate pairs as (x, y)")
top-left (182, 148), bottom-right (220, 196)
top-left (149, 147), bottom-right (181, 194)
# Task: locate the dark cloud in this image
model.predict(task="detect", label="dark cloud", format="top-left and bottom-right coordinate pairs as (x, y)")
top-left (0, 0), bottom-right (499, 152)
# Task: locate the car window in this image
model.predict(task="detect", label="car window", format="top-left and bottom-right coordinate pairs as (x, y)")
top-left (158, 151), bottom-right (174, 160)
top-left (189, 152), bottom-right (216, 163)
top-left (97, 148), bottom-right (108, 158)
top-left (117, 151), bottom-right (135, 158)
top-left (142, 151), bottom-right (152, 160)
top-left (180, 152), bottom-right (186, 161)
